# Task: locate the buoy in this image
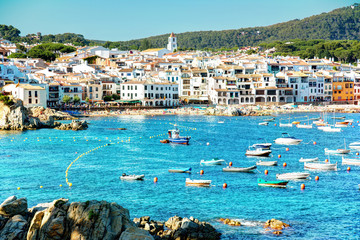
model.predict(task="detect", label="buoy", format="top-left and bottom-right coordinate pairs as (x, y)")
top-left (274, 124), bottom-right (277, 126)
top-left (350, 122), bottom-right (352, 125)
top-left (17, 187), bottom-right (20, 190)
top-left (325, 159), bottom-right (329, 163)
top-left (206, 142), bottom-right (210, 146)
top-left (223, 183), bottom-right (227, 189)
top-left (278, 154), bottom-right (281, 158)
top-left (264, 170), bottom-right (268, 175)
top-left (40, 186), bottom-right (43, 189)
top-left (59, 184), bottom-right (62, 187)
top-left (313, 141), bottom-right (317, 145)
top-left (347, 167), bottom-right (351, 171)
top-left (229, 162), bottom-right (233, 167)
top-left (69, 183), bottom-right (72, 187)
top-left (286, 148), bottom-right (289, 151)
top-left (154, 177), bottom-right (158, 183)
top-left (200, 170), bottom-right (204, 175)
top-left (356, 152), bottom-right (359, 156)
top-left (283, 162), bottom-right (287, 167)
top-left (301, 184), bottom-right (305, 190)
top-left (315, 176), bottom-right (319, 181)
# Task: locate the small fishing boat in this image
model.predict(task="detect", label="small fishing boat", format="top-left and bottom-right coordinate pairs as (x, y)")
top-left (336, 121), bottom-right (349, 125)
top-left (168, 167), bottom-right (192, 173)
top-left (324, 148), bottom-right (350, 154)
top-left (245, 147), bottom-right (272, 157)
top-left (257, 178), bottom-right (288, 188)
top-left (276, 172), bottom-right (310, 180)
top-left (256, 160), bottom-right (278, 166)
top-left (344, 119), bottom-right (353, 123)
top-left (279, 123), bottom-right (293, 127)
top-left (218, 121), bottom-right (225, 124)
top-left (223, 166), bottom-right (257, 173)
top-left (334, 124), bottom-right (348, 128)
top-left (200, 158), bottom-right (225, 166)
top-left (292, 121), bottom-right (300, 125)
top-left (120, 174), bottom-right (145, 180)
top-left (342, 157), bottom-right (360, 166)
top-left (185, 178), bottom-right (211, 187)
top-left (304, 162), bottom-right (337, 170)
top-left (274, 133), bottom-right (303, 145)
top-left (252, 142), bottom-right (272, 150)
top-left (349, 141), bottom-right (360, 150)
top-left (264, 118), bottom-right (275, 122)
top-left (313, 120), bottom-right (324, 125)
top-left (309, 117), bottom-right (321, 121)
top-left (296, 124), bottom-right (313, 129)
top-left (259, 122), bottom-right (269, 126)
top-left (167, 125), bottom-right (191, 144)
top-left (331, 116), bottom-right (346, 120)
top-left (299, 157), bottom-right (319, 162)
top-left (321, 126), bottom-right (342, 132)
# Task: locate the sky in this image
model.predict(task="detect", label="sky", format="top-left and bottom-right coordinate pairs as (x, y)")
top-left (0, 0), bottom-right (356, 41)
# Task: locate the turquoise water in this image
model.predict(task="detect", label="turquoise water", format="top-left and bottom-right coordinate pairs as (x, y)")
top-left (1, 113), bottom-right (360, 239)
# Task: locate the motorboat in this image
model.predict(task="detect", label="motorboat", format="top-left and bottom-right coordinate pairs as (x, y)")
top-left (274, 133), bottom-right (303, 145)
top-left (331, 116), bottom-right (346, 120)
top-left (168, 167), bottom-right (192, 173)
top-left (245, 147), bottom-right (272, 157)
top-left (304, 162), bottom-right (337, 170)
top-left (324, 148), bottom-right (350, 154)
top-left (349, 141), bottom-right (360, 150)
top-left (259, 122), bottom-right (269, 126)
top-left (167, 125), bottom-right (191, 144)
top-left (336, 121), bottom-right (349, 126)
top-left (120, 174), bottom-right (145, 180)
top-left (344, 119), bottom-right (353, 123)
top-left (218, 121), bottom-right (225, 124)
top-left (279, 123), bottom-right (293, 127)
top-left (342, 157), bottom-right (360, 166)
top-left (200, 158), bottom-right (226, 166)
top-left (276, 172), bottom-right (310, 180)
top-left (299, 157), bottom-right (319, 162)
top-left (264, 118), bottom-right (275, 122)
top-left (222, 166), bottom-right (257, 173)
top-left (257, 178), bottom-right (288, 188)
top-left (292, 121), bottom-right (300, 125)
top-left (296, 124), bottom-right (313, 129)
top-left (256, 160), bottom-right (278, 166)
top-left (185, 178), bottom-right (211, 187)
top-left (334, 124), bottom-right (348, 128)
top-left (320, 126), bottom-right (342, 132)
top-left (252, 142), bottom-right (272, 150)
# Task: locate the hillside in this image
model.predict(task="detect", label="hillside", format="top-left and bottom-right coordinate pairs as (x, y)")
top-left (105, 4), bottom-right (360, 50)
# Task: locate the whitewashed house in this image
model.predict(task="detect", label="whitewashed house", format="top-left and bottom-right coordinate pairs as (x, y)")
top-left (3, 84), bottom-right (47, 108)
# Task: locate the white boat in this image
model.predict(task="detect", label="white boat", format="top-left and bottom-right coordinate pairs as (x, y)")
top-left (349, 141), bottom-right (360, 150)
top-left (299, 157), bottom-right (319, 162)
top-left (331, 116), bottom-right (346, 120)
top-left (218, 121), bottom-right (225, 124)
top-left (276, 172), bottom-right (310, 180)
top-left (200, 158), bottom-right (225, 166)
top-left (264, 118), bottom-right (275, 122)
top-left (320, 126), bottom-right (342, 132)
top-left (279, 123), bottom-right (293, 127)
top-left (222, 166), bottom-right (257, 172)
top-left (274, 133), bottom-right (303, 145)
top-left (304, 162), bottom-right (337, 170)
top-left (252, 143), bottom-right (272, 149)
top-left (334, 124), bottom-right (347, 128)
top-left (313, 120), bottom-right (325, 125)
top-left (342, 157), bottom-right (360, 166)
top-left (246, 148), bottom-right (272, 157)
top-left (324, 148), bottom-right (350, 154)
top-left (120, 174), bottom-right (145, 180)
top-left (185, 178), bottom-right (211, 187)
top-left (256, 160), bottom-right (278, 166)
top-left (345, 119), bottom-right (353, 123)
top-left (259, 122), bottom-right (269, 126)
top-left (296, 124), bottom-right (313, 129)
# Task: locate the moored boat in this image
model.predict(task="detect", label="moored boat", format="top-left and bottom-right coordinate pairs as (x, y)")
top-left (299, 157), bottom-right (319, 162)
top-left (257, 178), bottom-right (288, 188)
top-left (259, 122), bottom-right (269, 126)
top-left (168, 167), bottom-right (192, 173)
top-left (324, 148), bottom-right (350, 154)
top-left (222, 165), bottom-right (257, 173)
top-left (252, 142), bottom-right (272, 150)
top-left (274, 133), bottom-right (303, 145)
top-left (342, 157), bottom-right (360, 166)
top-left (264, 118), bottom-right (275, 122)
top-left (256, 160), bottom-right (278, 166)
top-left (167, 125), bottom-right (191, 144)
top-left (349, 141), bottom-right (360, 150)
top-left (332, 116), bottom-right (346, 120)
top-left (296, 124), bottom-right (313, 129)
top-left (320, 126), bottom-right (342, 132)
top-left (279, 123), bottom-right (293, 127)
top-left (292, 121), bottom-right (300, 125)
top-left (120, 174), bottom-right (145, 180)
top-left (245, 147), bottom-right (272, 157)
top-left (276, 172), bottom-right (310, 180)
top-left (200, 158), bottom-right (225, 166)
top-left (185, 178), bottom-right (211, 187)
top-left (304, 162), bottom-right (337, 170)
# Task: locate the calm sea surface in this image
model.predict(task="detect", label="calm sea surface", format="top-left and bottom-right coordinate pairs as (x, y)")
top-left (1, 113), bottom-right (359, 239)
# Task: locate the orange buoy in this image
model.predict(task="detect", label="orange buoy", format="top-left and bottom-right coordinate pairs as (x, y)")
top-left (350, 122), bottom-right (352, 125)
top-left (357, 121), bottom-right (359, 123)
top-left (315, 176), bottom-right (319, 181)
top-left (283, 162), bottom-right (287, 167)
top-left (313, 141), bottom-right (317, 145)
top-left (274, 123), bottom-right (277, 126)
top-left (356, 152), bottom-right (359, 156)
top-left (325, 159), bottom-right (329, 163)
top-left (223, 183), bottom-right (227, 188)
top-left (154, 177), bottom-right (158, 183)
top-left (278, 154), bottom-right (281, 158)
top-left (353, 126), bottom-right (355, 128)
top-left (200, 170), bottom-right (204, 175)
top-left (229, 162), bottom-right (233, 167)
top-left (304, 123), bottom-right (307, 125)
top-left (286, 148), bottom-right (289, 151)
top-left (264, 170), bottom-right (268, 175)
top-left (347, 167), bottom-right (351, 171)
top-left (301, 184), bottom-right (305, 190)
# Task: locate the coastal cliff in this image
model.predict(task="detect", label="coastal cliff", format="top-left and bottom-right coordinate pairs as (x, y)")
top-left (0, 196), bottom-right (221, 240)
top-left (0, 100), bottom-right (88, 131)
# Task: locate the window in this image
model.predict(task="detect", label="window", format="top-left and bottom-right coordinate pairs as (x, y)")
top-left (29, 98), bottom-right (32, 104)
top-left (135, 86), bottom-right (137, 90)
top-left (35, 99), bottom-right (38, 104)
top-left (96, 87), bottom-right (98, 91)
top-left (29, 91), bottom-right (32, 97)
top-left (151, 86), bottom-right (153, 90)
top-left (96, 94), bottom-right (98, 98)
top-left (35, 91), bottom-right (38, 97)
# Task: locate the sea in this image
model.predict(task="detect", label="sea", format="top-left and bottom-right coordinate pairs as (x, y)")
top-left (0, 112), bottom-right (359, 239)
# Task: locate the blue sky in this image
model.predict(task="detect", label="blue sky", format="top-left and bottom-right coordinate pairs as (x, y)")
top-left (0, 0), bottom-right (356, 41)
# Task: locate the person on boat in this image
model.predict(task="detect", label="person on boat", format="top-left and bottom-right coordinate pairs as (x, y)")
top-left (122, 173), bottom-right (127, 177)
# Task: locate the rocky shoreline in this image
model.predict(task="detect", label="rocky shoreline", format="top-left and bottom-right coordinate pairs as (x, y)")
top-left (0, 100), bottom-right (88, 131)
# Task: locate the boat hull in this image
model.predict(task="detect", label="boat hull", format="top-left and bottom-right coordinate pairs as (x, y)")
top-left (276, 172), bottom-right (310, 180)
top-left (304, 163), bottom-right (337, 170)
top-left (185, 178), bottom-right (211, 187)
top-left (342, 158), bottom-right (360, 166)
top-left (200, 159), bottom-right (225, 166)
top-left (168, 137), bottom-right (191, 145)
top-left (223, 166), bottom-right (257, 172)
top-left (120, 174), bottom-right (145, 180)
top-left (299, 157), bottom-right (319, 162)
top-left (245, 150), bottom-right (272, 157)
top-left (256, 161), bottom-right (278, 166)
top-left (257, 178), bottom-right (288, 188)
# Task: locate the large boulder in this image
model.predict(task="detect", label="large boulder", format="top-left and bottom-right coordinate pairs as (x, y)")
top-left (264, 219), bottom-right (290, 230)
top-left (0, 196), bottom-right (28, 217)
top-left (119, 226), bottom-right (154, 240)
top-left (0, 214), bottom-right (28, 240)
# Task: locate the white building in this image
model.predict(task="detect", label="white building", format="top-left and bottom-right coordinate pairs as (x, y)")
top-left (3, 84), bottom-right (47, 108)
top-left (167, 32), bottom-right (177, 52)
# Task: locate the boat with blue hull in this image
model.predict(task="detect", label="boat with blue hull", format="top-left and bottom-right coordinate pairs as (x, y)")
top-left (167, 125), bottom-right (191, 145)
